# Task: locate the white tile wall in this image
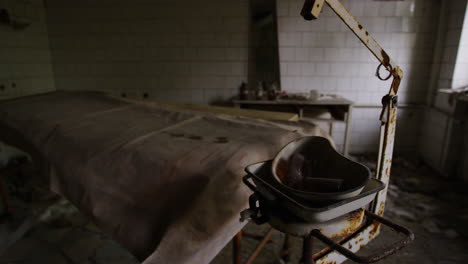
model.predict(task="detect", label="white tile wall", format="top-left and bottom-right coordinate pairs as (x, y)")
top-left (0, 0), bottom-right (55, 100)
top-left (43, 0), bottom-right (458, 156)
top-left (277, 0), bottom-right (438, 153)
top-left (452, 3), bottom-right (468, 89)
top-left (419, 109), bottom-right (448, 170)
top-left (431, 0), bottom-right (468, 91)
top-left (419, 0), bottom-right (468, 175)
top-left (46, 0), bottom-right (249, 104)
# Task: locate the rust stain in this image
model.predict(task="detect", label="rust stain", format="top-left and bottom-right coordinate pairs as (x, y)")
top-left (378, 202), bottom-right (386, 216)
top-left (348, 244), bottom-right (352, 249)
top-left (355, 237), bottom-right (364, 245)
top-left (369, 222), bottom-right (381, 237)
top-left (276, 159), bottom-right (288, 183)
top-left (390, 113), bottom-right (396, 123)
top-left (348, 209), bottom-right (364, 224)
top-left (381, 50), bottom-right (390, 67)
top-left (391, 76), bottom-right (401, 93)
top-left (314, 248), bottom-right (333, 261)
top-left (329, 209), bottom-right (364, 238)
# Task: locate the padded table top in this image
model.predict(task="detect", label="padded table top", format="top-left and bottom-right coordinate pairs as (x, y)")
top-left (0, 91), bottom-right (332, 263)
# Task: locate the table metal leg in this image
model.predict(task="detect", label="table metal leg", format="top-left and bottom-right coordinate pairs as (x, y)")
top-left (329, 121), bottom-right (334, 136)
top-left (343, 104), bottom-right (353, 157)
top-left (281, 234), bottom-right (292, 262)
top-left (0, 173), bottom-right (10, 215)
top-left (233, 231), bottom-right (242, 264)
top-left (301, 236), bottom-right (315, 264)
top-left (245, 228), bottom-right (274, 264)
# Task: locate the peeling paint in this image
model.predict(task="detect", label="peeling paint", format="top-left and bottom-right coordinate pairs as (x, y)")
top-left (381, 50), bottom-right (390, 67)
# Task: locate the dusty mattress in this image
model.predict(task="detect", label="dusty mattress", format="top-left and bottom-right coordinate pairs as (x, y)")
top-left (0, 91), bottom-right (332, 264)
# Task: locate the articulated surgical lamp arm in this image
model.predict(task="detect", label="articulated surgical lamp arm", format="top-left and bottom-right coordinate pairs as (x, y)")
top-left (301, 0), bottom-right (402, 217)
top-left (301, 0), bottom-right (403, 88)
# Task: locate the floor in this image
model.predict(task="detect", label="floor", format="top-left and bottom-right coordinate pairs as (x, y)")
top-left (1, 155), bottom-right (467, 264)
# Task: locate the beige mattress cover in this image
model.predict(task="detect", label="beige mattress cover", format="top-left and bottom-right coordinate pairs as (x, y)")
top-left (0, 91), bottom-right (332, 263)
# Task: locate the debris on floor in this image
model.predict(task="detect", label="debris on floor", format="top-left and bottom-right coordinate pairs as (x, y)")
top-left (1, 154), bottom-right (468, 264)
top-left (0, 164), bottom-right (139, 264)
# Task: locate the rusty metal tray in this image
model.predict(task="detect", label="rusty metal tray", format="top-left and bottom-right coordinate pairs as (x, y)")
top-left (244, 161), bottom-right (385, 223)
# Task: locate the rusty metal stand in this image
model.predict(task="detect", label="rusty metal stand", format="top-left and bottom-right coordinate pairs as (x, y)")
top-left (245, 228), bottom-right (274, 264)
top-left (301, 236), bottom-right (314, 264)
top-left (235, 1), bottom-right (412, 262)
top-left (233, 231), bottom-right (242, 264)
top-left (232, 231), bottom-right (314, 264)
top-left (233, 228), bottom-right (283, 264)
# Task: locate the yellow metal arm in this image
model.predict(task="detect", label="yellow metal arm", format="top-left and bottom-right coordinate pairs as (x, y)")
top-left (301, 0), bottom-right (403, 93)
top-left (300, 0), bottom-right (403, 250)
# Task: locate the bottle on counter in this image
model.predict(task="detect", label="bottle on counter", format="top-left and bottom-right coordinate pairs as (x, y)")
top-left (255, 81), bottom-right (264, 100)
top-left (239, 82), bottom-right (249, 100)
top-left (267, 82), bottom-right (279, 100)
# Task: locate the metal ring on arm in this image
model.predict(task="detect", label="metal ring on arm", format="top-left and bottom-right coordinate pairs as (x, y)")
top-left (375, 63), bottom-right (392, 81)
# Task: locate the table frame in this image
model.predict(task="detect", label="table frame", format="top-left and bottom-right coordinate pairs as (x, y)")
top-left (233, 99), bottom-right (354, 156)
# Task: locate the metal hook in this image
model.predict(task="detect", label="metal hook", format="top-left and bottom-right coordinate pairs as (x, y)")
top-left (375, 63), bottom-right (392, 81)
